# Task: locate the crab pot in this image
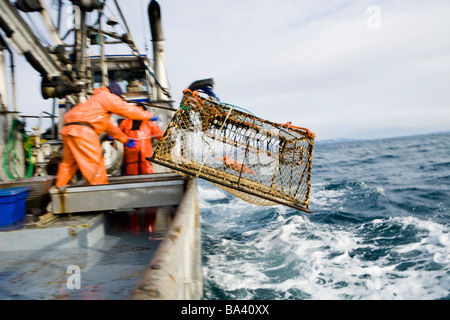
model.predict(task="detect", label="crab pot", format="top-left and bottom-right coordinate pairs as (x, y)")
top-left (151, 89), bottom-right (315, 213)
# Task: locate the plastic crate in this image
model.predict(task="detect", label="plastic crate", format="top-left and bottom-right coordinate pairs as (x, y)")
top-left (0, 187), bottom-right (31, 227)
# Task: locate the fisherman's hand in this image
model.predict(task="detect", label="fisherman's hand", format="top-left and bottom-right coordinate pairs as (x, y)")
top-left (125, 138), bottom-right (137, 148)
top-left (202, 86), bottom-right (220, 102)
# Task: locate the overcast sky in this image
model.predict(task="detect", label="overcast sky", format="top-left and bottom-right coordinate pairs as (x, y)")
top-left (8, 0), bottom-right (450, 140)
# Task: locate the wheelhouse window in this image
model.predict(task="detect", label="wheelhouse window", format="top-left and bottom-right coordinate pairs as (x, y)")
top-left (93, 69), bottom-right (148, 93)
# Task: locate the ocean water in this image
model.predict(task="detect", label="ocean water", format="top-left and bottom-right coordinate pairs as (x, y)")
top-left (198, 132), bottom-right (450, 300)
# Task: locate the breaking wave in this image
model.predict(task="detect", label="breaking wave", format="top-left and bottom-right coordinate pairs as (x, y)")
top-left (198, 132), bottom-right (450, 300)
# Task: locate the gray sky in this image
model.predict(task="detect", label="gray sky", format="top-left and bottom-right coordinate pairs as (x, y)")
top-left (8, 0), bottom-right (450, 140)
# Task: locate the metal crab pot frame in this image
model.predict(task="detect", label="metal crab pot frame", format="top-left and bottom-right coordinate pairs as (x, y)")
top-left (151, 90), bottom-right (315, 213)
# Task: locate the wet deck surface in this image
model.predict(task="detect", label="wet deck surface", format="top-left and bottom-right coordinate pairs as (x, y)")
top-left (0, 212), bottom-right (164, 300)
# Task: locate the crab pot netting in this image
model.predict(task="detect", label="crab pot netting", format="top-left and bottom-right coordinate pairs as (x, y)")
top-left (151, 90), bottom-right (315, 213)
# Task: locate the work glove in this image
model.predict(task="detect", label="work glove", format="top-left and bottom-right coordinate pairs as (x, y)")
top-left (125, 138), bottom-right (137, 148)
top-left (106, 136), bottom-right (116, 148)
top-left (202, 86), bottom-right (220, 102)
top-left (150, 115), bottom-right (160, 122)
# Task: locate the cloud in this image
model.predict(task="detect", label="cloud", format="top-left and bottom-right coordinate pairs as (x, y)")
top-left (4, 0), bottom-right (450, 140)
top-left (157, 0), bottom-right (450, 139)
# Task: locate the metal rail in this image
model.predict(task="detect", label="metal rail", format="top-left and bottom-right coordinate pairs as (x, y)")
top-left (49, 173), bottom-right (186, 214)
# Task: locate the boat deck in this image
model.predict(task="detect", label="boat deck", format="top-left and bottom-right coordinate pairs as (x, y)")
top-left (0, 211), bottom-right (172, 300)
top-left (0, 172), bottom-right (202, 300)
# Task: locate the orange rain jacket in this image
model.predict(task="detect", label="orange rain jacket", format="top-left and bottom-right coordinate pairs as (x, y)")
top-left (119, 118), bottom-right (164, 175)
top-left (56, 87), bottom-right (153, 187)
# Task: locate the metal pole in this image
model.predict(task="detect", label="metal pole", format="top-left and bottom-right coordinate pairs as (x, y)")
top-left (37, 0), bottom-right (64, 46)
top-left (97, 10), bottom-right (108, 87)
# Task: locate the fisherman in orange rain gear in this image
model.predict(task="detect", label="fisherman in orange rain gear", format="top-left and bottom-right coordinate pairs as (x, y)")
top-left (118, 105), bottom-right (164, 238)
top-left (55, 86), bottom-right (154, 189)
top-left (119, 106), bottom-right (164, 175)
